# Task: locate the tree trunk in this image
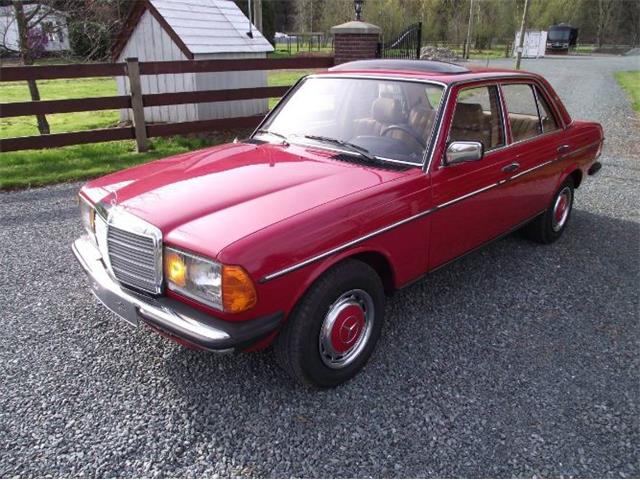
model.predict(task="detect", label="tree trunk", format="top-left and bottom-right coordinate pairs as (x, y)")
top-left (14, 0), bottom-right (50, 135)
top-left (597, 0), bottom-right (603, 47)
top-left (254, 0), bottom-right (263, 33)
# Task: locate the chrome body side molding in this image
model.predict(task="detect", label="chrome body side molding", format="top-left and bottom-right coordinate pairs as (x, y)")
top-left (260, 139), bottom-right (600, 283)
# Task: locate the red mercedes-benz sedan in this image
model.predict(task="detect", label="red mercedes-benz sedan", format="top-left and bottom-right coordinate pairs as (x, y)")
top-left (73, 59), bottom-right (603, 387)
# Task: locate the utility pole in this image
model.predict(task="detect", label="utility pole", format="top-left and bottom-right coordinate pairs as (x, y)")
top-left (515, 0), bottom-right (530, 70)
top-left (253, 0), bottom-right (262, 33)
top-left (464, 0), bottom-right (474, 60)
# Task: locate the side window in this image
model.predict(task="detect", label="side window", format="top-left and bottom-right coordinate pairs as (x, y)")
top-left (448, 85), bottom-right (504, 151)
top-left (501, 84), bottom-right (542, 142)
top-left (535, 87), bottom-right (560, 133)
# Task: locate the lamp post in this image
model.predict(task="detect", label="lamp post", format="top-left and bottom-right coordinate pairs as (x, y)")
top-left (354, 0), bottom-right (364, 21)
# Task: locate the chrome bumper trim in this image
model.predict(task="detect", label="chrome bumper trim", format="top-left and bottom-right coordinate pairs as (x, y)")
top-left (73, 235), bottom-right (234, 351)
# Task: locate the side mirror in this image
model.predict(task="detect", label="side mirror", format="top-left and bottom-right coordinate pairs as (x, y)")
top-left (445, 141), bottom-right (484, 165)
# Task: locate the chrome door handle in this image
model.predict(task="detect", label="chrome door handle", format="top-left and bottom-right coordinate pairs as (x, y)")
top-left (557, 144), bottom-right (571, 154)
top-left (502, 162), bottom-right (520, 173)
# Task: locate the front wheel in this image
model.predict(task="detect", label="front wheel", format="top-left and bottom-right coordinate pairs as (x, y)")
top-left (274, 259), bottom-right (385, 388)
top-left (523, 177), bottom-right (574, 244)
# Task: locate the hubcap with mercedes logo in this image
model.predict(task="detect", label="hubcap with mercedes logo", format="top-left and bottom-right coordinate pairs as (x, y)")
top-left (319, 289), bottom-right (374, 369)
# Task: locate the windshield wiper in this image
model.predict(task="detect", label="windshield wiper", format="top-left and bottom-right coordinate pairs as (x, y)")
top-left (255, 129), bottom-right (289, 146)
top-left (303, 135), bottom-right (378, 162)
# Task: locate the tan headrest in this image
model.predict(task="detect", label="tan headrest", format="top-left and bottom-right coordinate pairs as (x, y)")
top-left (452, 103), bottom-right (484, 129)
top-left (409, 105), bottom-right (436, 137)
top-left (372, 97), bottom-right (404, 125)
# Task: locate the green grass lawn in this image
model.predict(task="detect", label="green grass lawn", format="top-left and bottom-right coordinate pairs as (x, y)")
top-left (0, 69), bottom-right (313, 189)
top-left (1, 77), bottom-right (120, 138)
top-left (615, 71), bottom-right (640, 112)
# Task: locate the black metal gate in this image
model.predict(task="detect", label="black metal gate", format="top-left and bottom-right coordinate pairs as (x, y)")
top-left (378, 22), bottom-right (422, 59)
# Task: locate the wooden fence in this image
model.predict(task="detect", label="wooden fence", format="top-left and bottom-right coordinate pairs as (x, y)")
top-left (0, 56), bottom-right (335, 153)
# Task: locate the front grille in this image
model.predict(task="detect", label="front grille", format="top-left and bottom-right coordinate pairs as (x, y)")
top-left (107, 225), bottom-right (160, 294)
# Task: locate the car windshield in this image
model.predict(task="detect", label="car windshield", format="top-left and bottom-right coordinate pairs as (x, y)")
top-left (255, 77), bottom-right (445, 165)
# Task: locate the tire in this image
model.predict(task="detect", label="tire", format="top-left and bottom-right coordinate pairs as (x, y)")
top-left (523, 177), bottom-right (575, 244)
top-left (274, 259), bottom-right (385, 388)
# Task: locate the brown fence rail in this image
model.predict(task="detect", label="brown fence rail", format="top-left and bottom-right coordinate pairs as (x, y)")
top-left (0, 56), bottom-right (334, 153)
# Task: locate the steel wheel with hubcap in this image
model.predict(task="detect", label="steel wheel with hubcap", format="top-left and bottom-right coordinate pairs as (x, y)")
top-left (523, 177), bottom-right (575, 244)
top-left (552, 186), bottom-right (572, 232)
top-left (318, 289), bottom-right (375, 369)
top-left (274, 260), bottom-right (385, 387)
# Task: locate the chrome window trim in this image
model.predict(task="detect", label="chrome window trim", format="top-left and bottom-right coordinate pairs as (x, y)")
top-left (251, 73), bottom-right (448, 169)
top-left (533, 84), bottom-right (562, 135)
top-left (448, 75), bottom-right (568, 129)
top-left (496, 83), bottom-right (510, 148)
top-left (437, 83), bottom-right (507, 168)
top-left (532, 84), bottom-right (545, 134)
top-left (252, 72), bottom-right (566, 176)
top-left (260, 139), bottom-right (600, 283)
top-left (501, 82), bottom-right (545, 143)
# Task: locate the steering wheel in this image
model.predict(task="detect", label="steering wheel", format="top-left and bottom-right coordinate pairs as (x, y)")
top-left (380, 125), bottom-right (426, 148)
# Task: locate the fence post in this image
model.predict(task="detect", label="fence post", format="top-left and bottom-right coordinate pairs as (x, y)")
top-left (330, 21), bottom-right (381, 64)
top-left (125, 57), bottom-right (148, 153)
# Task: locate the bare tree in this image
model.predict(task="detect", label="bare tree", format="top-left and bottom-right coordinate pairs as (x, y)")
top-left (596, 0), bottom-right (616, 47)
top-left (13, 0), bottom-right (50, 134)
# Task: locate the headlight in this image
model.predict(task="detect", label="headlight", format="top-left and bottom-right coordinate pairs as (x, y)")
top-left (164, 247), bottom-right (257, 313)
top-left (78, 195), bottom-right (95, 235)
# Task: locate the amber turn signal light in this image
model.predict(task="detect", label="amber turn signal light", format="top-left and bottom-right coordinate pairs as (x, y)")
top-left (165, 251), bottom-right (187, 288)
top-left (222, 265), bottom-right (257, 313)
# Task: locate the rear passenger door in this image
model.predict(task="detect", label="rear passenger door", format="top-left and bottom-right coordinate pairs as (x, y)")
top-left (498, 82), bottom-right (564, 223)
top-left (428, 83), bottom-right (514, 269)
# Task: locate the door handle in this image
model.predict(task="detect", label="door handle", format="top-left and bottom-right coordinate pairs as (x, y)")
top-left (557, 144), bottom-right (571, 155)
top-left (502, 162), bottom-right (520, 173)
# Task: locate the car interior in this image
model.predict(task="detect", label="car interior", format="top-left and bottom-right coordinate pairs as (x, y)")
top-left (263, 78), bottom-right (559, 165)
top-left (347, 82), bottom-right (440, 162)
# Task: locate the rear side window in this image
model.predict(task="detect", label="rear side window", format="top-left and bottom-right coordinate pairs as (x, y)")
top-left (535, 87), bottom-right (560, 133)
top-left (501, 84), bottom-right (542, 142)
top-left (448, 85), bottom-right (504, 151)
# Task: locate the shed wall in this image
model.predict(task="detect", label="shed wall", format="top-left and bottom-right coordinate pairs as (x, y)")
top-left (194, 51), bottom-right (269, 120)
top-left (116, 10), bottom-right (197, 123)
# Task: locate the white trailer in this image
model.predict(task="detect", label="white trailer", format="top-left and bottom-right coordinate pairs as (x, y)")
top-left (513, 30), bottom-right (548, 58)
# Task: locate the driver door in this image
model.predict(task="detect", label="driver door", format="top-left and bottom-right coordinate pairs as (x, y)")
top-left (428, 83), bottom-right (515, 269)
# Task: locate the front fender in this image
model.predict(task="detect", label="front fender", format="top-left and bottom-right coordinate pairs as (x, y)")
top-left (284, 244), bottom-right (398, 321)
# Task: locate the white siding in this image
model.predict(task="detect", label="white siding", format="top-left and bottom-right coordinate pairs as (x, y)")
top-left (116, 10), bottom-right (197, 123)
top-left (115, 1), bottom-right (273, 123)
top-left (0, 7), bottom-right (69, 52)
top-left (194, 51), bottom-right (269, 120)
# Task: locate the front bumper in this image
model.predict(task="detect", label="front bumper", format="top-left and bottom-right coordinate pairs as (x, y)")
top-left (72, 235), bottom-right (282, 352)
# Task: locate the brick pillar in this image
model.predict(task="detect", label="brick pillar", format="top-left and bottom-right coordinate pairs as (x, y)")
top-left (330, 21), bottom-right (381, 65)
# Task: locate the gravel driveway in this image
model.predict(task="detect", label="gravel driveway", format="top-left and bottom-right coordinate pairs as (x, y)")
top-left (1, 55), bottom-right (638, 478)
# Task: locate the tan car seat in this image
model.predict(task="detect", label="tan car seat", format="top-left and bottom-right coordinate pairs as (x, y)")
top-left (352, 97), bottom-right (405, 138)
top-left (449, 103), bottom-right (491, 146)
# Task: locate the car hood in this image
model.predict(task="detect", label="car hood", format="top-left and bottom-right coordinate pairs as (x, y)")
top-left (82, 142), bottom-right (410, 259)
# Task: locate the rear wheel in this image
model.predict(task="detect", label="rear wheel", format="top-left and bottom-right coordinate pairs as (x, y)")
top-left (274, 259), bottom-right (385, 388)
top-left (523, 178), bottom-right (574, 244)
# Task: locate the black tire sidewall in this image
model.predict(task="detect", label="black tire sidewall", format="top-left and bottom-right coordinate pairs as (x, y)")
top-left (289, 261), bottom-right (385, 388)
top-left (544, 178), bottom-right (575, 242)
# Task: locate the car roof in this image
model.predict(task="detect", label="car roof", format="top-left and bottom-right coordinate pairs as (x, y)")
top-left (321, 59), bottom-right (541, 85)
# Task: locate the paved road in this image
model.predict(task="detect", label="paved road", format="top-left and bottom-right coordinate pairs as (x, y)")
top-left (1, 56), bottom-right (638, 478)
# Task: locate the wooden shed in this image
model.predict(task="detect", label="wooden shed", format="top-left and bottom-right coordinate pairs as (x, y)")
top-left (112, 0), bottom-right (274, 124)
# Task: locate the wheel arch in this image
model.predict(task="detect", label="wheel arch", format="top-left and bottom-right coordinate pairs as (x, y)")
top-left (285, 246), bottom-right (398, 319)
top-left (568, 168), bottom-right (583, 189)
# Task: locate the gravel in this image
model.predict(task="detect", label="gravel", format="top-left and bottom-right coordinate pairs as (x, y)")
top-left (1, 55), bottom-right (639, 478)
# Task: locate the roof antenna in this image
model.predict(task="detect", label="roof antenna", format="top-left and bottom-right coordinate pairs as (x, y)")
top-left (247, 0), bottom-right (254, 38)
